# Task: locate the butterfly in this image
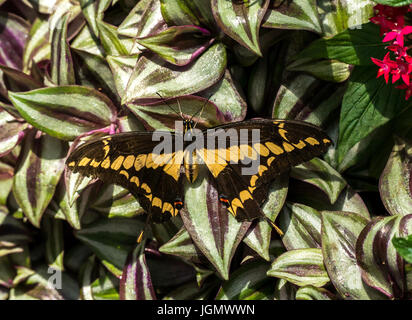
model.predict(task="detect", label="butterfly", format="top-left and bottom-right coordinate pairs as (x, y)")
top-left (66, 117), bottom-right (332, 225)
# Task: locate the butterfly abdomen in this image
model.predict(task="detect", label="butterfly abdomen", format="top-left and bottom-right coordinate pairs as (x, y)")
top-left (184, 150), bottom-right (199, 183)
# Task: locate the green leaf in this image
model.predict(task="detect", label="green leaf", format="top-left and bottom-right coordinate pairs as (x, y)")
top-left (75, 217), bottom-right (145, 272)
top-left (295, 285), bottom-right (335, 300)
top-left (0, 65), bottom-right (42, 99)
top-left (181, 176), bottom-right (250, 280)
top-left (243, 174), bottom-right (288, 261)
top-left (9, 86), bottom-right (117, 141)
top-left (127, 95), bottom-right (225, 131)
top-left (118, 0), bottom-right (158, 38)
top-left (216, 261), bottom-right (273, 300)
top-left (290, 158), bottom-right (347, 205)
top-left (337, 66), bottom-right (410, 164)
top-left (106, 55), bottom-right (139, 99)
top-left (373, 0), bottom-right (412, 6)
top-left (97, 20), bottom-right (129, 56)
top-left (280, 202), bottom-right (322, 250)
top-left (295, 23), bottom-right (386, 66)
top-left (268, 248), bottom-right (330, 287)
top-left (199, 69), bottom-right (247, 122)
top-left (123, 43), bottom-right (226, 104)
top-left (71, 25), bottom-right (104, 57)
top-left (263, 0), bottom-right (322, 34)
top-left (50, 13), bottom-right (75, 85)
top-left (160, 0), bottom-right (215, 29)
top-left (12, 131), bottom-right (68, 227)
top-left (137, 26), bottom-right (214, 66)
top-left (0, 110), bottom-right (27, 157)
top-left (212, 0), bottom-right (269, 56)
top-left (287, 59), bottom-right (351, 83)
top-left (321, 211), bottom-right (385, 299)
top-left (43, 216), bottom-right (64, 271)
top-left (393, 235), bottom-right (412, 264)
top-left (379, 138), bottom-right (412, 217)
top-left (22, 17), bottom-right (50, 73)
top-left (356, 216), bottom-right (406, 299)
top-left (120, 242), bottom-right (156, 300)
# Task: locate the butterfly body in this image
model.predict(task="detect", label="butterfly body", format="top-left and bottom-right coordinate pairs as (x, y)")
top-left (67, 119), bottom-right (331, 223)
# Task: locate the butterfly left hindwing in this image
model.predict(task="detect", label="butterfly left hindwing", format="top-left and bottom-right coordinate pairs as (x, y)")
top-left (66, 132), bottom-right (185, 223)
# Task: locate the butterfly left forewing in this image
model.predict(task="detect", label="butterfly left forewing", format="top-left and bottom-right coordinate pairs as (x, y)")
top-left (66, 132), bottom-right (185, 222)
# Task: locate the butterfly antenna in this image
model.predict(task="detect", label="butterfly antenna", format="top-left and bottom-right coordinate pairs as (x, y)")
top-left (156, 92), bottom-right (182, 119)
top-left (265, 217), bottom-right (284, 237)
top-left (192, 94), bottom-right (213, 129)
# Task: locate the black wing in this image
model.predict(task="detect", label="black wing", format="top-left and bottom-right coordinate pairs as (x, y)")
top-left (66, 132), bottom-right (185, 223)
top-left (198, 119), bottom-right (332, 221)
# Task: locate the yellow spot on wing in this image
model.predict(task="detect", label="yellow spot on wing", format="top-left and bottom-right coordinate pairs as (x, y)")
top-left (228, 206), bottom-right (236, 217)
top-left (305, 137), bottom-right (320, 145)
top-left (134, 154), bottom-right (147, 171)
top-left (228, 145), bottom-right (240, 162)
top-left (68, 161), bottom-right (75, 167)
top-left (283, 142), bottom-right (295, 152)
top-left (103, 145), bottom-right (110, 158)
top-left (258, 165), bottom-right (268, 176)
top-left (162, 202), bottom-right (174, 214)
top-left (293, 140), bottom-right (306, 149)
top-left (123, 155), bottom-right (135, 170)
top-left (267, 156), bottom-right (276, 167)
top-left (79, 157), bottom-right (91, 166)
top-left (239, 144), bottom-right (257, 160)
top-left (141, 183), bottom-right (151, 194)
top-left (265, 142), bottom-right (284, 155)
top-left (90, 159), bottom-right (101, 167)
top-left (111, 156), bottom-right (124, 170)
top-left (248, 186), bottom-right (256, 194)
top-left (152, 197), bottom-right (162, 209)
top-left (253, 143), bottom-right (269, 157)
top-left (323, 138), bottom-right (331, 144)
top-left (101, 157), bottom-right (111, 169)
top-left (279, 129), bottom-right (289, 141)
top-left (119, 170), bottom-right (129, 179)
top-left (163, 151), bottom-right (184, 181)
top-left (278, 123), bottom-right (285, 129)
top-left (250, 175), bottom-right (258, 187)
top-left (239, 190), bottom-right (253, 203)
top-left (231, 198), bottom-right (243, 213)
top-left (130, 176), bottom-right (140, 187)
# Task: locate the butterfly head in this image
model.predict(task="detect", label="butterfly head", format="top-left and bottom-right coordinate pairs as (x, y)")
top-left (183, 119), bottom-right (195, 134)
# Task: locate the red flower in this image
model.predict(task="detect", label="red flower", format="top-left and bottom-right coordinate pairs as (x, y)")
top-left (371, 53), bottom-right (398, 83)
top-left (391, 59), bottom-right (412, 85)
top-left (397, 81), bottom-right (412, 99)
top-left (387, 44), bottom-right (411, 60)
top-left (382, 25), bottom-right (412, 47)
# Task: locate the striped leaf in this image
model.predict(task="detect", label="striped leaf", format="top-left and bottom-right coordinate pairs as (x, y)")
top-left (120, 242), bottom-right (156, 300)
top-left (212, 0), bottom-right (269, 56)
top-left (22, 17), bottom-right (50, 73)
top-left (122, 43), bottom-right (226, 104)
top-left (71, 25), bottom-right (104, 57)
top-left (181, 176), bottom-right (250, 280)
top-left (199, 70), bottom-right (247, 122)
top-left (51, 13), bottom-right (75, 86)
top-left (43, 215), bottom-right (64, 271)
top-left (97, 20), bottom-right (129, 56)
top-left (9, 86), bottom-right (117, 141)
top-left (75, 217), bottom-right (146, 273)
top-left (287, 59), bottom-right (351, 83)
top-left (296, 286), bottom-right (336, 300)
top-left (12, 131), bottom-right (68, 227)
top-left (379, 139), bottom-right (412, 217)
top-left (280, 202), bottom-right (322, 251)
top-left (0, 65), bottom-right (42, 99)
top-left (291, 158), bottom-right (347, 205)
top-left (0, 12), bottom-right (29, 70)
top-left (127, 95), bottom-right (225, 131)
top-left (0, 110), bottom-right (27, 157)
top-left (356, 215), bottom-right (411, 299)
top-left (216, 261), bottom-right (273, 300)
top-left (73, 49), bottom-right (121, 105)
top-left (160, 0), bottom-right (215, 29)
top-left (106, 55), bottom-right (140, 99)
top-left (321, 211), bottom-right (385, 299)
top-left (243, 174), bottom-right (288, 261)
top-left (137, 26), bottom-right (214, 66)
top-left (159, 227), bottom-right (204, 264)
top-left (263, 0), bottom-right (322, 34)
top-left (268, 248), bottom-right (330, 287)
